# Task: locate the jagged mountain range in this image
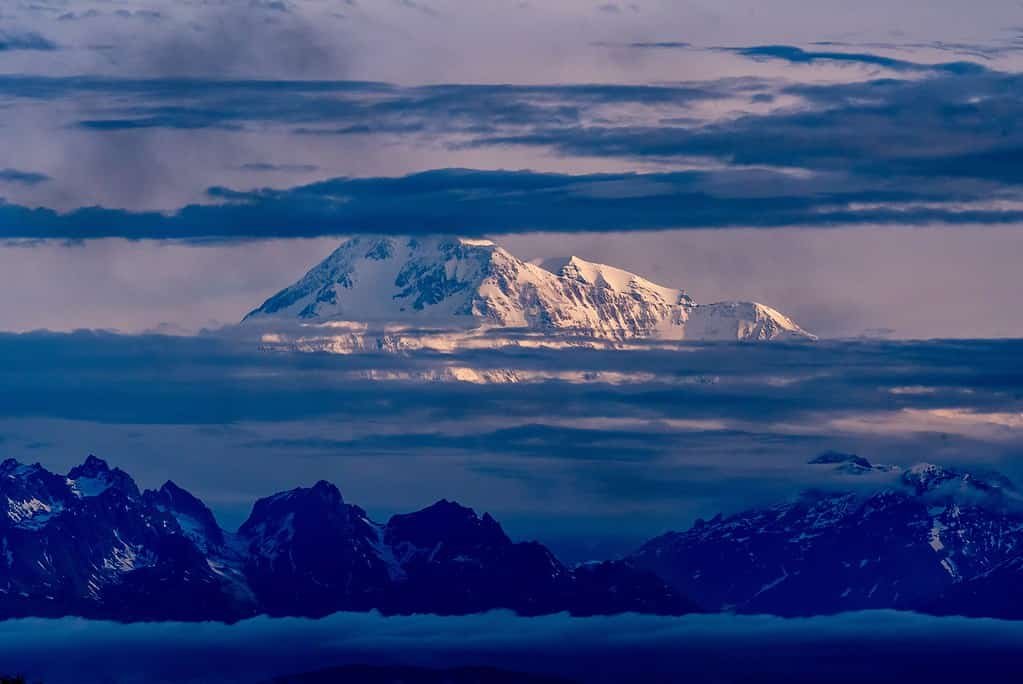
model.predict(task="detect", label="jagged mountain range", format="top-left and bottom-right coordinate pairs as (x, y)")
top-left (242, 236), bottom-right (814, 352)
top-left (4, 453), bottom-right (1023, 622)
top-left (630, 455), bottom-right (1023, 618)
top-left (0, 456), bottom-right (692, 621)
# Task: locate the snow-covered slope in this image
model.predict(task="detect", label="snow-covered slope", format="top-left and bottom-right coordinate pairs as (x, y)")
top-left (242, 236), bottom-right (814, 350)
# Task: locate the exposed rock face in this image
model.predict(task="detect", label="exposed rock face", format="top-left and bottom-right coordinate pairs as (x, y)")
top-left (0, 456), bottom-right (695, 622)
top-left (0, 455), bottom-right (250, 621)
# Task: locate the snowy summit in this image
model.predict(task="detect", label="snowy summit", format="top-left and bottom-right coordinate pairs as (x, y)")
top-left (243, 235), bottom-right (814, 351)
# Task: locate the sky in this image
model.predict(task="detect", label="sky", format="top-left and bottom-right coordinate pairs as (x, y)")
top-left (3, 226), bottom-right (1023, 338)
top-left (1, 1), bottom-right (1023, 558)
top-left (1, 1), bottom-right (1023, 337)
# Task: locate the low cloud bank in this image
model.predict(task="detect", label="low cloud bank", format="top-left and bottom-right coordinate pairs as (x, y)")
top-left (1, 610), bottom-right (1022, 683)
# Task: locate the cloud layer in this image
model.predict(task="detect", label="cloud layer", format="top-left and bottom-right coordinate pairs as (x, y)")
top-left (2, 610), bottom-right (1023, 683)
top-left (3, 61), bottom-right (1023, 235)
top-left (0, 331), bottom-right (1019, 553)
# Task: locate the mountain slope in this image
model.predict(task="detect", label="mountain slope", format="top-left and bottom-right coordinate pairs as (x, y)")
top-left (629, 458), bottom-right (1023, 616)
top-left (0, 456), bottom-right (254, 621)
top-left (926, 554), bottom-right (1023, 619)
top-left (0, 456), bottom-right (695, 622)
top-left (243, 235), bottom-right (813, 349)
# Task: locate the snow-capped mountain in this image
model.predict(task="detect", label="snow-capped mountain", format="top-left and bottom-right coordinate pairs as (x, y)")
top-left (242, 236), bottom-right (813, 351)
top-left (630, 457), bottom-right (1023, 617)
top-left (0, 456), bottom-right (694, 622)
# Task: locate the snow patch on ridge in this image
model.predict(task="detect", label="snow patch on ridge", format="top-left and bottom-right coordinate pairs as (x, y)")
top-left (67, 475), bottom-right (111, 498)
top-left (5, 496), bottom-right (57, 528)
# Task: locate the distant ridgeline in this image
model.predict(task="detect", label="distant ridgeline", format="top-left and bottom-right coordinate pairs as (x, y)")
top-left (2, 453), bottom-right (1023, 622)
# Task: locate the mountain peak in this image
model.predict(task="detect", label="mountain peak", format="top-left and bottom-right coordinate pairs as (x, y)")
top-left (1, 457), bottom-right (43, 477)
top-left (311, 479), bottom-right (344, 501)
top-left (809, 451), bottom-right (873, 468)
top-left (901, 462), bottom-right (1017, 497)
top-left (145, 479), bottom-right (226, 550)
top-left (243, 235), bottom-right (813, 347)
top-left (552, 255), bottom-right (688, 304)
top-left (385, 498), bottom-right (511, 550)
top-left (239, 480), bottom-right (349, 540)
top-left (153, 479), bottom-right (217, 513)
top-left (244, 234), bottom-right (508, 325)
top-left (67, 454), bottom-right (140, 499)
top-left (158, 479), bottom-right (189, 497)
top-left (69, 453), bottom-right (110, 475)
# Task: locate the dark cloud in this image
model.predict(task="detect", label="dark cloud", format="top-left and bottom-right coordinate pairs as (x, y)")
top-left (624, 41), bottom-right (692, 49)
top-left (468, 67), bottom-right (1023, 189)
top-left (0, 75), bottom-right (389, 102)
top-left (112, 9), bottom-right (164, 21)
top-left (719, 44), bottom-right (985, 74)
top-left (4, 67), bottom-right (1023, 234)
top-left (0, 330), bottom-right (1018, 428)
top-left (0, 168), bottom-right (50, 185)
top-left (58, 10), bottom-right (103, 22)
top-left (50, 80), bottom-right (715, 133)
top-left (811, 39), bottom-right (1023, 61)
top-left (0, 75), bottom-right (731, 136)
top-left (3, 166), bottom-right (1023, 240)
top-left (0, 30), bottom-right (57, 51)
top-left (240, 162), bottom-right (320, 173)
top-left (248, 0), bottom-right (291, 13)
top-left (245, 423), bottom-right (676, 462)
top-left (610, 41), bottom-right (988, 73)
